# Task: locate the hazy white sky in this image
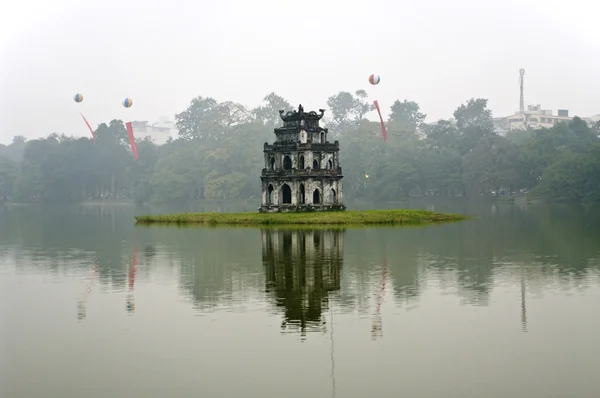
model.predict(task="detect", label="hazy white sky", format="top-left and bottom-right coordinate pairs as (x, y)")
top-left (1, 0), bottom-right (599, 143)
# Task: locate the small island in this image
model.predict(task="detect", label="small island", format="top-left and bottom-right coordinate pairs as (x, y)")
top-left (135, 209), bottom-right (466, 226)
top-left (136, 105), bottom-right (467, 227)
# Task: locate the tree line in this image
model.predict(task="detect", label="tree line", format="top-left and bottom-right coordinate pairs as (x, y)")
top-left (1, 91), bottom-right (599, 204)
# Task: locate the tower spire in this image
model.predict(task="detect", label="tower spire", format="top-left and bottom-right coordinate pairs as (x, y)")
top-left (519, 68), bottom-right (525, 114)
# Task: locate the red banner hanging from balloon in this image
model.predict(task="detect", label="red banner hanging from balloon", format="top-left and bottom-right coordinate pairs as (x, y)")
top-left (125, 122), bottom-right (139, 160)
top-left (373, 100), bottom-right (387, 142)
top-left (129, 247), bottom-right (138, 291)
top-left (80, 113), bottom-right (96, 144)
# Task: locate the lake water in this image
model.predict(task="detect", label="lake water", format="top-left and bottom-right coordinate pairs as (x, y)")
top-left (2, 200), bottom-right (600, 398)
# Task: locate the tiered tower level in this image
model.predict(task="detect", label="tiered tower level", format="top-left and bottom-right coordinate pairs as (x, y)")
top-left (259, 105), bottom-right (345, 212)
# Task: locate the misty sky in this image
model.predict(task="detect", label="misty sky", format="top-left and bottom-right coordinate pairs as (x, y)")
top-left (1, 0), bottom-right (599, 144)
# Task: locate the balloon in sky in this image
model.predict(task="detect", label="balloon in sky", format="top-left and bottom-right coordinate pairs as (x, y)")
top-left (122, 98), bottom-right (133, 108)
top-left (368, 74), bottom-right (380, 85)
top-left (73, 93), bottom-right (84, 103)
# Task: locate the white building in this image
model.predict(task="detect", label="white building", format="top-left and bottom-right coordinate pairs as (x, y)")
top-left (130, 117), bottom-right (178, 145)
top-left (493, 105), bottom-right (572, 135)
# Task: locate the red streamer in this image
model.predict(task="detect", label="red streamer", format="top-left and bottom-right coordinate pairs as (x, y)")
top-left (373, 100), bottom-right (388, 142)
top-left (129, 248), bottom-right (138, 291)
top-left (125, 122), bottom-right (139, 160)
top-left (80, 113), bottom-right (96, 144)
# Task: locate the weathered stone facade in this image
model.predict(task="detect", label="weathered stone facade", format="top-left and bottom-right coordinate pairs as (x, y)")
top-left (259, 105), bottom-right (345, 212)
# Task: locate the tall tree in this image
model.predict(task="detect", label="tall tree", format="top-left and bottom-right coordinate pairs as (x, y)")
top-left (0, 156), bottom-right (18, 201)
top-left (216, 101), bottom-right (252, 134)
top-left (453, 98), bottom-right (494, 154)
top-left (388, 99), bottom-right (426, 132)
top-left (252, 93), bottom-right (292, 129)
top-left (453, 98), bottom-right (493, 131)
top-left (175, 96), bottom-right (220, 140)
top-left (353, 90), bottom-right (375, 121)
top-left (327, 91), bottom-right (357, 133)
top-left (424, 119), bottom-right (460, 150)
top-left (0, 135), bottom-right (27, 163)
top-left (462, 135), bottom-right (520, 197)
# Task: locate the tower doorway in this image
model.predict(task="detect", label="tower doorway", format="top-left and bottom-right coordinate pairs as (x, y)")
top-left (281, 184), bottom-right (292, 204)
top-left (313, 188), bottom-right (320, 204)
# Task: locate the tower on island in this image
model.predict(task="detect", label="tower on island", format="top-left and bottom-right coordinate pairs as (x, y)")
top-left (259, 105), bottom-right (345, 213)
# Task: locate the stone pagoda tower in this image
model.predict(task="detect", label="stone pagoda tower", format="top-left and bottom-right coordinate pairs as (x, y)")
top-left (259, 105), bottom-right (345, 212)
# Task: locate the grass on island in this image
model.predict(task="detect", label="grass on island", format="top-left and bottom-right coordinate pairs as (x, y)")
top-left (135, 209), bottom-right (467, 227)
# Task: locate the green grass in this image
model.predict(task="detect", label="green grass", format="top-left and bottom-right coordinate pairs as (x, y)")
top-left (134, 209), bottom-right (467, 227)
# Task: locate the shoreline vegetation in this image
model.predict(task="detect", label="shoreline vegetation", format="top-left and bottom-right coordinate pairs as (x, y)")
top-left (2, 93), bottom-right (599, 207)
top-left (134, 209), bottom-right (468, 226)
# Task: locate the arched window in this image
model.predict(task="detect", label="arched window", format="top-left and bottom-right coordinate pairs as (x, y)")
top-left (330, 188), bottom-right (336, 203)
top-left (268, 184), bottom-right (274, 204)
top-left (320, 132), bottom-right (325, 142)
top-left (313, 188), bottom-right (320, 204)
top-left (269, 157), bottom-right (275, 170)
top-left (299, 184), bottom-right (305, 204)
top-left (313, 159), bottom-right (319, 170)
top-left (327, 159), bottom-right (333, 169)
top-left (281, 184), bottom-right (292, 204)
top-left (299, 155), bottom-right (305, 169)
top-left (283, 156), bottom-right (292, 170)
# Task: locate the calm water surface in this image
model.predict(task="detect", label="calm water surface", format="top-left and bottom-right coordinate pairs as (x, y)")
top-left (2, 200), bottom-right (600, 398)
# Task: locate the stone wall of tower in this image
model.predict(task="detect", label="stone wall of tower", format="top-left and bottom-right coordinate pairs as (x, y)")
top-left (259, 105), bottom-right (345, 212)
top-left (260, 178), bottom-right (342, 207)
top-left (264, 150), bottom-right (340, 171)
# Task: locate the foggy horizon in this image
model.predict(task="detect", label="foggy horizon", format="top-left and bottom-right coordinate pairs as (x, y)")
top-left (1, 0), bottom-right (599, 144)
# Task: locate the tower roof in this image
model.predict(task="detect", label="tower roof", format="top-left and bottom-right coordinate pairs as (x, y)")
top-left (278, 104), bottom-right (325, 122)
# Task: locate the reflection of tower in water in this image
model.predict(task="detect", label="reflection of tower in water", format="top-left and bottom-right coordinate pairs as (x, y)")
top-left (261, 228), bottom-right (343, 337)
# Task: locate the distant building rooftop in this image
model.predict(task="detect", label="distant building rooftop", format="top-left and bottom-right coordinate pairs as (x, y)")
top-left (130, 118), bottom-right (178, 145)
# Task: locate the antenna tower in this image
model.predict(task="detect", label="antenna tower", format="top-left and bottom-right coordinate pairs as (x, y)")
top-left (519, 68), bottom-right (525, 113)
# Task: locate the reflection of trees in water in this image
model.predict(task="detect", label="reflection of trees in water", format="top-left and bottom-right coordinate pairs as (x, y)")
top-left (0, 204), bottom-right (149, 290)
top-left (261, 228), bottom-right (343, 337)
top-left (178, 260), bottom-right (257, 312)
top-left (342, 229), bottom-right (425, 312)
top-left (4, 201), bottom-right (600, 328)
top-left (389, 251), bottom-right (424, 308)
top-left (422, 203), bottom-right (600, 306)
top-left (333, 261), bottom-right (372, 316)
top-left (424, 255), bottom-right (495, 306)
top-left (175, 228), bottom-right (264, 311)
